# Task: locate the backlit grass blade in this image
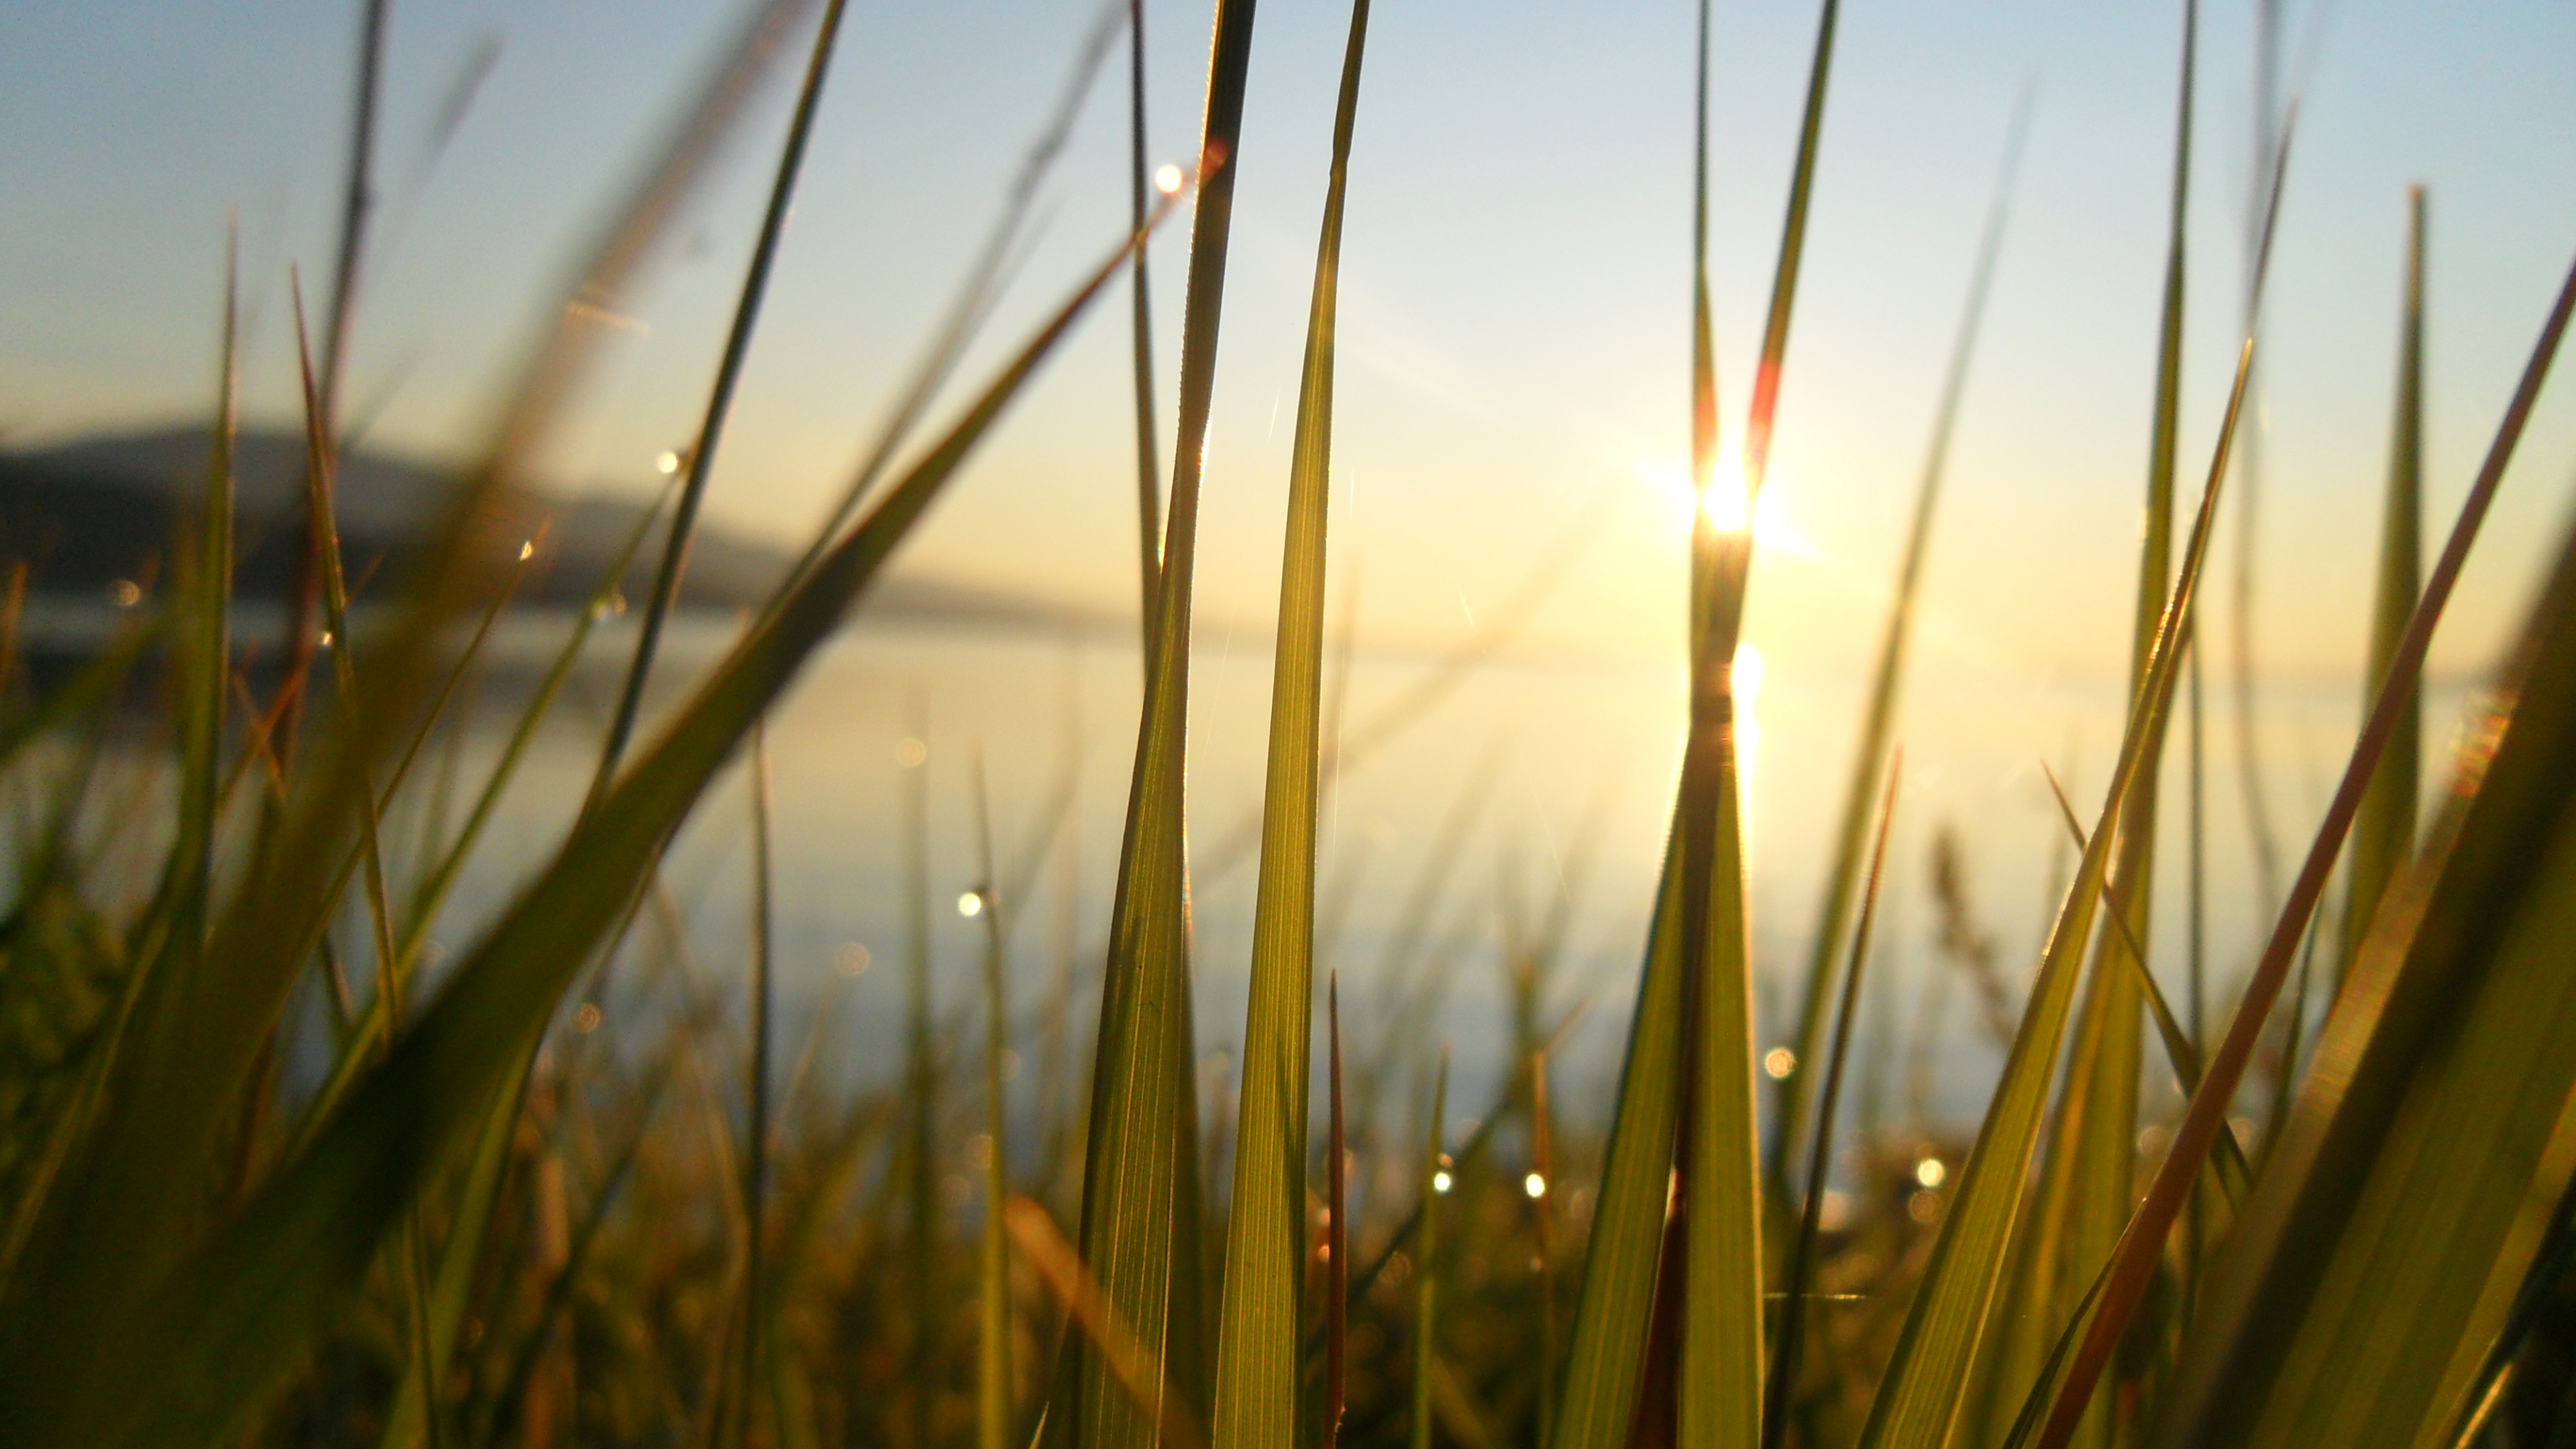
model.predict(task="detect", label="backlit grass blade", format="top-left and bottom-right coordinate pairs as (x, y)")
top-left (1127, 0), bottom-right (1163, 645)
top-left (1012, 1199), bottom-right (1207, 1449)
top-left (1059, 1), bottom-right (1256, 1443)
top-left (2337, 186), bottom-right (2426, 985)
top-left (1769, 93), bottom-right (2028, 1202)
top-left (590, 0), bottom-right (851, 801)
top-left (1546, 838), bottom-right (1685, 1449)
top-left (1762, 753), bottom-right (1898, 1449)
top-left (2036, 240), bottom-right (2576, 1449)
top-left (0, 209), bottom-right (1157, 1449)
top-left (1857, 311), bottom-right (2259, 1449)
top-left (1210, 0), bottom-right (1371, 1436)
top-left (1411, 1048), bottom-right (1450, 1449)
top-left (1675, 644), bottom-right (1762, 1449)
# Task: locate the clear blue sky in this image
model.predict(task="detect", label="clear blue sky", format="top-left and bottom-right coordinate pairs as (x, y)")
top-left (5, 0), bottom-right (2575, 686)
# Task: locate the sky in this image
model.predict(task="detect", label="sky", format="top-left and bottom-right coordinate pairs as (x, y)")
top-left (6, 0), bottom-right (2576, 692)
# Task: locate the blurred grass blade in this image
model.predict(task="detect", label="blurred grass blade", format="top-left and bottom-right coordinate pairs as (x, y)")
top-left (1012, 1199), bottom-right (1206, 1449)
top-left (1060, 0), bottom-right (1255, 1443)
top-left (976, 749), bottom-right (1014, 1449)
top-left (2042, 240), bottom-right (2576, 1449)
top-left (0, 0), bottom-right (827, 1392)
top-left (1770, 89), bottom-right (2028, 1206)
top-left (1762, 753), bottom-right (1898, 1449)
top-left (1857, 308), bottom-right (2257, 1449)
top-left (1326, 973), bottom-right (1350, 1449)
top-left (1412, 1047), bottom-right (1449, 1449)
top-left (0, 205), bottom-right (1157, 1449)
top-left (731, 721), bottom-right (777, 1449)
top-left (590, 0), bottom-right (851, 800)
top-left (166, 223), bottom-right (237, 983)
top-left (2338, 185), bottom-right (2426, 985)
top-left (1211, 2), bottom-right (1373, 1433)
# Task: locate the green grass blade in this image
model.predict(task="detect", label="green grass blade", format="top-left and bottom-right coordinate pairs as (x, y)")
top-left (1676, 662), bottom-right (1762, 1449)
top-left (1769, 91), bottom-right (2028, 1209)
top-left (1059, 1), bottom-right (1256, 1442)
top-left (1210, 3), bottom-right (1372, 1430)
top-left (2037, 239), bottom-right (2576, 1449)
top-left (1325, 974), bottom-right (1350, 1448)
top-left (0, 209), bottom-right (1152, 1449)
top-left (1546, 837), bottom-right (1685, 1449)
top-left (2338, 185), bottom-right (2426, 985)
top-left (1127, 0), bottom-right (1163, 647)
top-left (1411, 1049), bottom-right (1449, 1449)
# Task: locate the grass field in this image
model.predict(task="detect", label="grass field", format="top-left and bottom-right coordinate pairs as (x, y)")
top-left (4, 1), bottom-right (2576, 1447)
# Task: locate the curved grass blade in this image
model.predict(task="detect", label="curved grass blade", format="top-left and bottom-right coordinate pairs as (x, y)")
top-left (1208, 1), bottom-right (1371, 1437)
top-left (1769, 95), bottom-right (2028, 1197)
top-left (2043, 241), bottom-right (2576, 1449)
top-left (0, 207), bottom-right (1159, 1449)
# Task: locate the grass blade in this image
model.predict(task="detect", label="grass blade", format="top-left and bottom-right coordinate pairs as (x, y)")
top-left (1762, 752), bottom-right (1898, 1449)
top-left (1411, 1048), bottom-right (1450, 1449)
top-left (1127, 0), bottom-right (1163, 645)
top-left (731, 721), bottom-right (777, 1449)
top-left (1209, 2), bottom-right (1373, 1431)
top-left (2338, 185), bottom-right (2426, 984)
top-left (1059, 1), bottom-right (1256, 1442)
top-left (976, 747), bottom-right (1014, 1449)
top-left (1326, 973), bottom-right (1350, 1449)
top-left (2034, 239), bottom-right (2576, 1449)
top-left (590, 0), bottom-right (851, 800)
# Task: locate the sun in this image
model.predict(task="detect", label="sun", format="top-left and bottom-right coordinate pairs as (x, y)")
top-left (1632, 451), bottom-right (1813, 559)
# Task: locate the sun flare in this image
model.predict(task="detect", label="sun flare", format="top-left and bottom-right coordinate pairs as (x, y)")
top-left (1633, 452), bottom-right (1812, 559)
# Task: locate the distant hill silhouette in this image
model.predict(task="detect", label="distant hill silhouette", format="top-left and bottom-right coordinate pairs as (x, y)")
top-left (0, 425), bottom-right (1113, 636)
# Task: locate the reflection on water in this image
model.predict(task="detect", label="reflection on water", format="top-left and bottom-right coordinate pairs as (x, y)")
top-left (394, 610), bottom-right (2485, 1136)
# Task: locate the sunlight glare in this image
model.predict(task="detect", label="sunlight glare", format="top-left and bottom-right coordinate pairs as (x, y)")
top-left (1632, 453), bottom-right (1811, 559)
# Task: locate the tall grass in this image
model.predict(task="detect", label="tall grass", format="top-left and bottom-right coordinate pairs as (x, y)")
top-left (5, 2), bottom-right (2576, 1448)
